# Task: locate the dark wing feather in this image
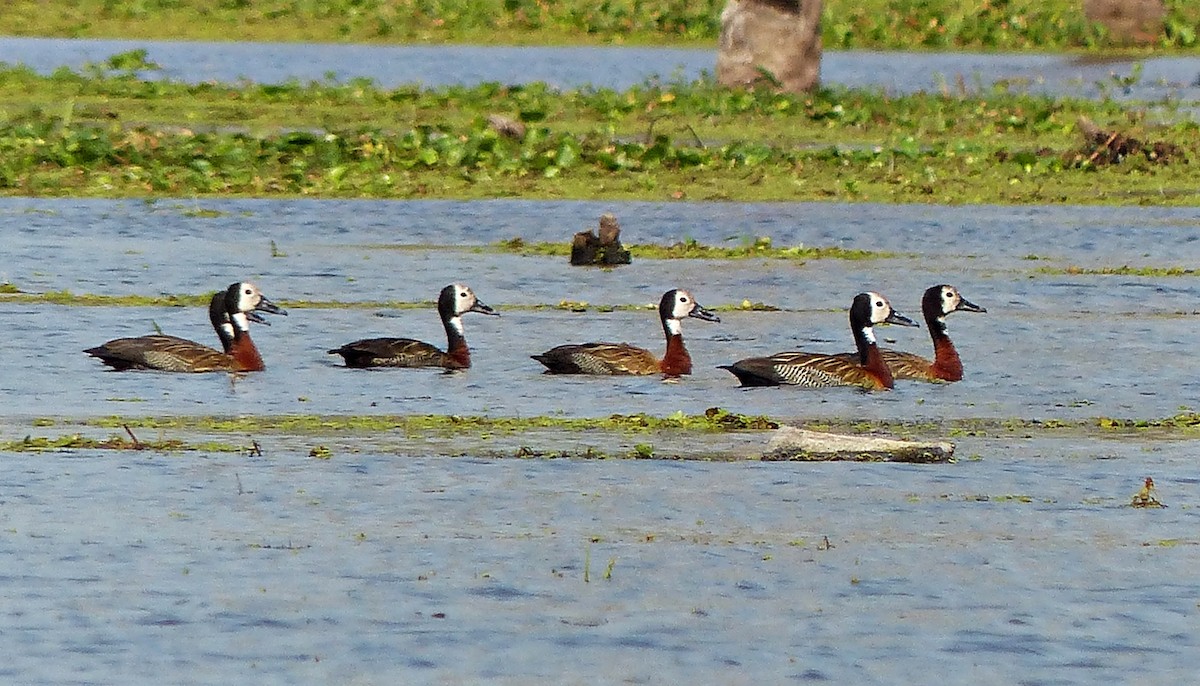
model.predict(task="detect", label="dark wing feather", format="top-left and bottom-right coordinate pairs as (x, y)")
top-left (532, 342), bottom-right (659, 375)
top-left (85, 335), bottom-right (236, 372)
top-left (723, 351), bottom-right (878, 389)
top-left (329, 337), bottom-right (452, 368)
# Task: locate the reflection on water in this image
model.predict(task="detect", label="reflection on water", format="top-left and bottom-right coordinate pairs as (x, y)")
top-left (1, 197), bottom-right (1199, 421)
top-left (0, 36), bottom-right (1198, 103)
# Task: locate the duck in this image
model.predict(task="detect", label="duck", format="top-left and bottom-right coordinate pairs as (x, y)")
top-left (868, 284), bottom-right (985, 382)
top-left (85, 282), bottom-right (286, 372)
top-left (328, 283), bottom-right (497, 368)
top-left (532, 288), bottom-right (720, 376)
top-left (720, 292), bottom-right (918, 390)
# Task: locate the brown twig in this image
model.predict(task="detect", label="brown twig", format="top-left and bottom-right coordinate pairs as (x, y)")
top-left (123, 424), bottom-right (142, 449)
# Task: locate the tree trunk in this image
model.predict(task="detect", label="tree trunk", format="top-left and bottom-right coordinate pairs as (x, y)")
top-left (1083, 0), bottom-right (1165, 45)
top-left (718, 0), bottom-right (823, 94)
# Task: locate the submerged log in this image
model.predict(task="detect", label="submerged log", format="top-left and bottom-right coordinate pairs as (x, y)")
top-left (718, 0), bottom-right (823, 94)
top-left (762, 425), bottom-right (954, 463)
top-left (570, 213), bottom-right (632, 266)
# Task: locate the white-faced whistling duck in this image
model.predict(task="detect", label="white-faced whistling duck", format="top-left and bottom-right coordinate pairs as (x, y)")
top-left (720, 292), bottom-right (918, 390)
top-left (328, 283), bottom-right (498, 369)
top-left (532, 288), bottom-right (720, 377)
top-left (85, 282), bottom-right (286, 372)
top-left (867, 284), bottom-right (985, 383)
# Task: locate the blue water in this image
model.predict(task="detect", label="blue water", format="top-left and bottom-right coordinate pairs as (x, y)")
top-left (0, 36), bottom-right (1197, 103)
top-left (0, 36), bottom-right (1198, 685)
top-left (2, 440), bottom-right (1198, 683)
top-left (2, 197), bottom-right (1199, 423)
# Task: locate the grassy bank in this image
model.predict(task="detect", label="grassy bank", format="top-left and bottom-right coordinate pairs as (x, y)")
top-left (1, 0), bottom-right (1197, 51)
top-left (0, 57), bottom-right (1195, 205)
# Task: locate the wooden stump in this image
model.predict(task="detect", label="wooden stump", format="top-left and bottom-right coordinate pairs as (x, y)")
top-left (570, 213), bottom-right (632, 266)
top-left (1083, 0), bottom-right (1165, 45)
top-left (717, 0), bottom-right (823, 94)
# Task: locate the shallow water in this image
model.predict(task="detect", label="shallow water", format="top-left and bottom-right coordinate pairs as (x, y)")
top-left (2, 438), bottom-right (1198, 683)
top-left (4, 196), bottom-right (1200, 683)
top-left (2, 197), bottom-right (1199, 422)
top-left (1, 37), bottom-right (1198, 103)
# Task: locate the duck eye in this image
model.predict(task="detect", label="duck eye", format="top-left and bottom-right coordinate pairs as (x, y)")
top-left (244, 288), bottom-right (253, 296)
top-left (875, 300), bottom-right (884, 308)
top-left (680, 296), bottom-right (689, 303)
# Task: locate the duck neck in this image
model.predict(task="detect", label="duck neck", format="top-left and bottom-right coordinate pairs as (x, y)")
top-left (229, 330), bottom-right (266, 372)
top-left (927, 315), bottom-right (963, 381)
top-left (444, 314), bottom-right (471, 368)
top-left (854, 324), bottom-right (893, 390)
top-left (659, 317), bottom-right (692, 376)
top-left (209, 292), bottom-right (236, 353)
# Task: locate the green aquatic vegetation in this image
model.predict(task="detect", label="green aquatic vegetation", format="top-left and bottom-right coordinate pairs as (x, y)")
top-left (988, 494), bottom-right (1036, 503)
top-left (0, 290), bottom-right (210, 307)
top-left (2, 1), bottom-right (1197, 50)
top-left (493, 236), bottom-right (896, 261)
top-left (0, 433), bottom-right (244, 453)
top-left (1038, 265), bottom-right (1197, 277)
top-left (24, 411), bottom-right (1200, 449)
top-left (1096, 412), bottom-right (1200, 430)
top-left (0, 286), bottom-right (779, 312)
top-left (84, 407), bottom-right (778, 435)
top-left (0, 64), bottom-right (1196, 204)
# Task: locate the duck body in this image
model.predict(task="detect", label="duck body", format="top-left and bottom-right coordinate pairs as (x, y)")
top-left (328, 337), bottom-right (466, 369)
top-left (329, 283), bottom-right (497, 369)
top-left (532, 342), bottom-right (661, 376)
top-left (721, 292), bottom-right (918, 391)
top-left (85, 282), bottom-right (286, 373)
top-left (532, 289), bottom-right (719, 377)
top-left (875, 285), bottom-right (985, 383)
top-left (87, 334), bottom-right (247, 373)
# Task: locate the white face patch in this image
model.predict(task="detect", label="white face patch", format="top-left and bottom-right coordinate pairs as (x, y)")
top-left (237, 284), bottom-right (260, 312)
top-left (866, 292), bottom-right (892, 325)
top-left (454, 285), bottom-right (476, 315)
top-left (672, 291), bottom-right (693, 319)
top-left (942, 287), bottom-right (959, 314)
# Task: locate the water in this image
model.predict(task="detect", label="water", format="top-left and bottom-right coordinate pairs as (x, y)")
top-left (2, 197), bottom-right (1199, 422)
top-left (2, 37), bottom-right (1200, 679)
top-left (2, 439), bottom-right (1198, 683)
top-left (2, 199), bottom-right (1199, 681)
top-left (1, 37), bottom-right (1198, 103)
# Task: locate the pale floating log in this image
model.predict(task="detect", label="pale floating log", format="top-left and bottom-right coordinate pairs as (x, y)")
top-left (762, 425), bottom-right (954, 463)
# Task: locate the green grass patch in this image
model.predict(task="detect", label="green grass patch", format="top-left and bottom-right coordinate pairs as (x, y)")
top-left (20, 410), bottom-right (1200, 441)
top-left (0, 62), bottom-right (1195, 204)
top-left (1037, 265), bottom-right (1198, 277)
top-left (494, 236), bottom-right (896, 260)
top-left (80, 407), bottom-right (779, 435)
top-left (0, 433), bottom-right (245, 453)
top-left (1, 1), bottom-right (1196, 51)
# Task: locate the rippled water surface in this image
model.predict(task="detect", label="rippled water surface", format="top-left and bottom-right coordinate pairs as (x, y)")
top-left (2, 37), bottom-right (1199, 103)
top-left (4, 196), bottom-right (1200, 683)
top-left (3, 197), bottom-right (1199, 421)
top-left (4, 440), bottom-right (1199, 683)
